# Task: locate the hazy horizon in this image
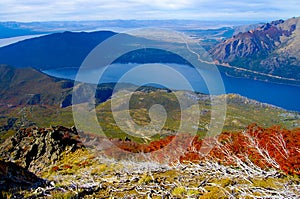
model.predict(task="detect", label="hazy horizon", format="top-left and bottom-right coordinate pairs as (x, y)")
top-left (0, 0), bottom-right (299, 22)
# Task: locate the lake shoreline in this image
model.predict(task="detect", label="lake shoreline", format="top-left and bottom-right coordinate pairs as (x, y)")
top-left (43, 63), bottom-right (300, 112)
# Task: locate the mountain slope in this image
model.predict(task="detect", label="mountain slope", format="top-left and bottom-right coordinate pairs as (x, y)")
top-left (0, 31), bottom-right (116, 69)
top-left (0, 124), bottom-right (299, 198)
top-left (0, 30), bottom-right (191, 70)
top-left (0, 65), bottom-right (73, 106)
top-left (210, 17), bottom-right (300, 80)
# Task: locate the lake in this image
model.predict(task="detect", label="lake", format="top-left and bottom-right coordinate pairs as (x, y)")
top-left (43, 63), bottom-right (300, 112)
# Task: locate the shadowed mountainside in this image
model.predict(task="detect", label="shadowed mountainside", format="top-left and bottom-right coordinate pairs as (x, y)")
top-left (0, 30), bottom-right (191, 70)
top-left (0, 31), bottom-right (116, 69)
top-left (0, 65), bottom-right (73, 107)
top-left (0, 160), bottom-right (46, 192)
top-left (0, 65), bottom-right (121, 108)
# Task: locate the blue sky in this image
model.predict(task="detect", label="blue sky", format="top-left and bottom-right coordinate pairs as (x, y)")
top-left (0, 0), bottom-right (299, 22)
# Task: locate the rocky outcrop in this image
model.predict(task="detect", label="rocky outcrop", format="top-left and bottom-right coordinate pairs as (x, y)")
top-left (0, 126), bottom-right (83, 172)
top-left (0, 160), bottom-right (46, 191)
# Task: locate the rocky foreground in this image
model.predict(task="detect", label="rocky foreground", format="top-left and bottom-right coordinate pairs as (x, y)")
top-left (0, 125), bottom-right (299, 198)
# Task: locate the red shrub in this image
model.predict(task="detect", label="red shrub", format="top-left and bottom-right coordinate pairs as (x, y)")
top-left (179, 124), bottom-right (300, 175)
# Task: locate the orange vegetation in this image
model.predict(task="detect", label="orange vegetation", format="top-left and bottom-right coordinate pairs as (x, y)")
top-left (99, 124), bottom-right (300, 175)
top-left (181, 124), bottom-right (300, 175)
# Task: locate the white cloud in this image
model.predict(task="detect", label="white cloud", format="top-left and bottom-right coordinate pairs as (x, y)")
top-left (0, 0), bottom-right (298, 21)
top-left (131, 0), bottom-right (194, 10)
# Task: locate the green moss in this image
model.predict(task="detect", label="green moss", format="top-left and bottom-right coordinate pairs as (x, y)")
top-left (251, 178), bottom-right (282, 189)
top-left (51, 190), bottom-right (77, 199)
top-left (158, 170), bottom-right (179, 178)
top-left (214, 178), bottom-right (234, 187)
top-left (202, 186), bottom-right (227, 198)
top-left (0, 129), bottom-right (15, 143)
top-left (172, 186), bottom-right (187, 197)
top-left (91, 164), bottom-right (107, 175)
top-left (138, 173), bottom-right (153, 184)
top-left (187, 189), bottom-right (200, 196)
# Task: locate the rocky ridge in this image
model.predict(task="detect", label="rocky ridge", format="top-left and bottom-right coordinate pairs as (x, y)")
top-left (0, 126), bottom-right (82, 173)
top-left (0, 124), bottom-right (299, 198)
top-left (210, 17), bottom-right (300, 80)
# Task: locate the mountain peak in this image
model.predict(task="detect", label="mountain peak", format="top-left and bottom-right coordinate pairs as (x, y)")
top-left (210, 16), bottom-right (300, 80)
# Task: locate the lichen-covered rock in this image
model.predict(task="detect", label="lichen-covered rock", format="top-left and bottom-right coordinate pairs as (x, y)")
top-left (0, 125), bottom-right (83, 172)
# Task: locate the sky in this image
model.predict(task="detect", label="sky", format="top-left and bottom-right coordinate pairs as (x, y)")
top-left (0, 0), bottom-right (299, 22)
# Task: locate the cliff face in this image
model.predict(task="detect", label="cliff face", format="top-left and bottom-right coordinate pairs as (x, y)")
top-left (210, 17), bottom-right (300, 79)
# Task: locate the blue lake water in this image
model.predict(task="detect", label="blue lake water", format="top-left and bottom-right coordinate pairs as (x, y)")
top-left (43, 63), bottom-right (300, 112)
top-left (221, 74), bottom-right (300, 112)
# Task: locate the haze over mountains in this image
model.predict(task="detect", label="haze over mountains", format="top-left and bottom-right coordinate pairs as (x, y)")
top-left (0, 20), bottom-right (259, 38)
top-left (0, 17), bottom-right (299, 83)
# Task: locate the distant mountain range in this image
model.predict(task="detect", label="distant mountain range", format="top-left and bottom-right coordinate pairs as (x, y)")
top-left (0, 20), bottom-right (257, 38)
top-left (210, 17), bottom-right (300, 80)
top-left (0, 17), bottom-right (299, 82)
top-left (0, 22), bottom-right (46, 39)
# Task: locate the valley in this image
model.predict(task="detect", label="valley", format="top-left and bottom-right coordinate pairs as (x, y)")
top-left (0, 16), bottom-right (300, 198)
